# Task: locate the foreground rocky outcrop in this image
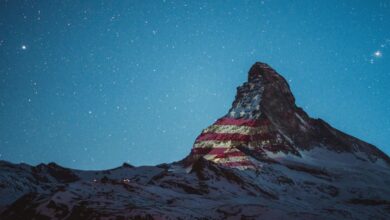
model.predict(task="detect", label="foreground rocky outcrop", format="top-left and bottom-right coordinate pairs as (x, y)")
top-left (1, 62), bottom-right (389, 219)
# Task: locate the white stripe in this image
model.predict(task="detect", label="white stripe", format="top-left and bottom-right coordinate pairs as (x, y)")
top-left (193, 140), bottom-right (244, 149)
top-left (193, 140), bottom-right (272, 149)
top-left (202, 124), bottom-right (268, 135)
top-left (213, 156), bottom-right (249, 163)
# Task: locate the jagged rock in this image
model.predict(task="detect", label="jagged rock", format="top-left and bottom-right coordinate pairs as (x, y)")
top-left (0, 62), bottom-right (389, 219)
top-left (187, 62), bottom-right (389, 169)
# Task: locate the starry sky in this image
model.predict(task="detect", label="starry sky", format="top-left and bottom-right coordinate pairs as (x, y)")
top-left (1, 0), bottom-right (389, 170)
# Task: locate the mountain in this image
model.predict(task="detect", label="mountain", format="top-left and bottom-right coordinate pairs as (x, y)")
top-left (185, 63), bottom-right (389, 169)
top-left (1, 62), bottom-right (389, 220)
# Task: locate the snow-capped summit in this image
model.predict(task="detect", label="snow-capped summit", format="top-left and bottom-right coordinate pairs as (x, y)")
top-left (186, 62), bottom-right (389, 170)
top-left (1, 62), bottom-right (389, 219)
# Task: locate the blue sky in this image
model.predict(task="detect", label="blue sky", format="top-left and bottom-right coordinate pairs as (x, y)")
top-left (0, 0), bottom-right (389, 169)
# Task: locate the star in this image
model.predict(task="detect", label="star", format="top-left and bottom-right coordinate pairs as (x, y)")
top-left (239, 111), bottom-right (245, 117)
top-left (230, 111), bottom-right (236, 117)
top-left (21, 45), bottom-right (27, 50)
top-left (374, 50), bottom-right (382, 58)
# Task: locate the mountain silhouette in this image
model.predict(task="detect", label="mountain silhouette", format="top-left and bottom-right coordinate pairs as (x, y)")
top-left (1, 62), bottom-right (389, 219)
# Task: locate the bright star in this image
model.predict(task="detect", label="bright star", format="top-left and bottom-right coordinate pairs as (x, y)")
top-left (374, 50), bottom-right (382, 58)
top-left (21, 45), bottom-right (27, 50)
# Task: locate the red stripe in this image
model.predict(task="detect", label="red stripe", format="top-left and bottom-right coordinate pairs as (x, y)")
top-left (192, 147), bottom-right (227, 155)
top-left (222, 161), bottom-right (254, 167)
top-left (196, 133), bottom-right (251, 142)
top-left (191, 148), bottom-right (210, 154)
top-left (208, 148), bottom-right (229, 155)
top-left (195, 132), bottom-right (274, 143)
top-left (192, 148), bottom-right (246, 158)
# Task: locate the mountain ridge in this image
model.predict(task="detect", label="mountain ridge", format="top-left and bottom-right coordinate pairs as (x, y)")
top-left (185, 62), bottom-right (389, 170)
top-left (0, 62), bottom-right (389, 219)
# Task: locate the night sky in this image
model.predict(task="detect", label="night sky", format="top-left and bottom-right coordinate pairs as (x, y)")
top-left (1, 1), bottom-right (389, 170)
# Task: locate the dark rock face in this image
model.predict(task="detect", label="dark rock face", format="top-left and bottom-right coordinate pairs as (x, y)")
top-left (1, 62), bottom-right (389, 219)
top-left (250, 62), bottom-right (389, 161)
top-left (187, 62), bottom-right (389, 169)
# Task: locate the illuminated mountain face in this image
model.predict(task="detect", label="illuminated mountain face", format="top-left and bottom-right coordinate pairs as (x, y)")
top-left (187, 62), bottom-right (389, 170)
top-left (1, 63), bottom-right (389, 219)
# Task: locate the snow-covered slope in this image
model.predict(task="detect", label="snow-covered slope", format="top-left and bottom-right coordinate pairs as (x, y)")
top-left (1, 62), bottom-right (389, 219)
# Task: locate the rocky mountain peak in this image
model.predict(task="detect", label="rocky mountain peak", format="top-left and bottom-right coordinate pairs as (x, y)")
top-left (187, 62), bottom-right (390, 170)
top-left (248, 62), bottom-right (295, 106)
top-left (1, 62), bottom-right (389, 219)
top-left (228, 62), bottom-right (297, 120)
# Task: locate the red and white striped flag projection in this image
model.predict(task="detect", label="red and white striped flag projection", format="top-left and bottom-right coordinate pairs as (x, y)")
top-left (189, 63), bottom-right (296, 170)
